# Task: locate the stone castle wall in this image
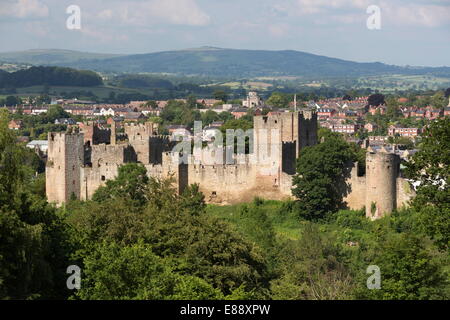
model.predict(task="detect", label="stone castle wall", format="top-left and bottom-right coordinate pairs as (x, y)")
top-left (45, 113), bottom-right (414, 218)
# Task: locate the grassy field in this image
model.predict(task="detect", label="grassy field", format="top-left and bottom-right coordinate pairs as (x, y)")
top-left (205, 80), bottom-right (276, 91)
top-left (206, 200), bottom-right (304, 240)
top-left (352, 74), bottom-right (450, 92)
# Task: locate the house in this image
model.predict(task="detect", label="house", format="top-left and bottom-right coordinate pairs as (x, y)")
top-left (368, 136), bottom-right (388, 145)
top-left (107, 116), bottom-right (125, 127)
top-left (222, 104), bottom-right (241, 111)
top-left (444, 107), bottom-right (450, 117)
top-left (331, 124), bottom-right (360, 134)
top-left (31, 107), bottom-right (48, 115)
top-left (388, 125), bottom-right (421, 137)
top-left (197, 99), bottom-right (222, 108)
top-left (317, 108), bottom-right (336, 119)
top-left (230, 108), bottom-right (248, 119)
top-left (167, 125), bottom-right (191, 141)
top-left (425, 109), bottom-right (442, 120)
top-left (123, 112), bottom-right (147, 122)
top-left (8, 119), bottom-right (23, 130)
top-left (64, 106), bottom-right (94, 116)
top-left (364, 123), bottom-right (378, 133)
top-left (368, 106), bottom-right (386, 115)
top-left (26, 140), bottom-right (49, 153)
top-left (55, 118), bottom-right (76, 125)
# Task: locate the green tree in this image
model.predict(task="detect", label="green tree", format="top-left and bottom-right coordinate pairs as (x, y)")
top-left (93, 163), bottom-right (150, 207)
top-left (271, 222), bottom-right (355, 300)
top-left (355, 233), bottom-right (449, 300)
top-left (0, 109), bottom-right (71, 299)
top-left (266, 92), bottom-right (289, 109)
top-left (405, 118), bottom-right (450, 250)
top-left (213, 90), bottom-right (228, 103)
top-left (292, 132), bottom-right (356, 220)
top-left (76, 241), bottom-right (223, 300)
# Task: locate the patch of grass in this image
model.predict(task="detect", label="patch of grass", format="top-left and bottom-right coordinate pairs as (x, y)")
top-left (206, 199), bottom-right (303, 240)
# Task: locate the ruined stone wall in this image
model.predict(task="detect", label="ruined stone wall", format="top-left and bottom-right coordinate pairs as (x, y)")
top-left (343, 164), bottom-right (367, 210)
top-left (124, 122), bottom-right (158, 137)
top-left (91, 144), bottom-right (137, 168)
top-left (81, 122), bottom-right (111, 145)
top-left (80, 165), bottom-right (119, 200)
top-left (396, 177), bottom-right (415, 209)
top-left (125, 122), bottom-right (160, 164)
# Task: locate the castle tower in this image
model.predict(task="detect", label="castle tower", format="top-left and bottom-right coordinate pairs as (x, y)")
top-left (365, 151), bottom-right (400, 220)
top-left (46, 132), bottom-right (84, 204)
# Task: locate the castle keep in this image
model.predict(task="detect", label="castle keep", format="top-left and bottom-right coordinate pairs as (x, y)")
top-left (46, 111), bottom-right (414, 218)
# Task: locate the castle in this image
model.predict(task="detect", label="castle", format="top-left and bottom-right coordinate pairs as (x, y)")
top-left (45, 110), bottom-right (414, 219)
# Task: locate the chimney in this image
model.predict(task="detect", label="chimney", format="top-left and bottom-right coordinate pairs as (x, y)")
top-left (111, 120), bottom-right (116, 145)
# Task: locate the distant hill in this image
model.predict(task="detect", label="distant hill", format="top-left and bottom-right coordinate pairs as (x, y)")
top-left (0, 49), bottom-right (122, 65)
top-left (2, 47), bottom-right (450, 79)
top-left (0, 66), bottom-right (103, 88)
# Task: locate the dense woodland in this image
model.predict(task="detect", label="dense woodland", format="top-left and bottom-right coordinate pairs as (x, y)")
top-left (0, 107), bottom-right (448, 300)
top-left (0, 66), bottom-right (103, 89)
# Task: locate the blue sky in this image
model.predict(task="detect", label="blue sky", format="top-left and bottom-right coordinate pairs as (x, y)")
top-left (0, 0), bottom-right (449, 66)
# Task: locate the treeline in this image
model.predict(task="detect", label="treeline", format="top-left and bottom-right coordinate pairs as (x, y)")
top-left (0, 66), bottom-right (103, 88)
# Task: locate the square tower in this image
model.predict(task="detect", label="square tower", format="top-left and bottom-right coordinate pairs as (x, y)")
top-left (46, 132), bottom-right (84, 204)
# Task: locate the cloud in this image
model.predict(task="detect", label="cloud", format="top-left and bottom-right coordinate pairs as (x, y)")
top-left (24, 21), bottom-right (49, 36)
top-left (293, 0), bottom-right (370, 15)
top-left (80, 26), bottom-right (129, 43)
top-left (0, 0), bottom-right (49, 18)
top-left (268, 24), bottom-right (289, 37)
top-left (382, 2), bottom-right (450, 27)
top-left (97, 0), bottom-right (210, 27)
top-left (282, 0), bottom-right (450, 27)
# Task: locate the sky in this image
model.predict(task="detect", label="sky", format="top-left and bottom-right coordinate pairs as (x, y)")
top-left (0, 0), bottom-right (449, 66)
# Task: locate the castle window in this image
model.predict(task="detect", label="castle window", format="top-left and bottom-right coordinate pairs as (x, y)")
top-left (212, 191), bottom-right (217, 196)
top-left (101, 176), bottom-right (106, 181)
top-left (72, 180), bottom-right (75, 185)
top-left (72, 165), bottom-right (75, 171)
top-left (275, 120), bottom-right (277, 124)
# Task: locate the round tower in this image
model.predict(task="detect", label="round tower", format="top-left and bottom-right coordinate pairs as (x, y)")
top-left (365, 151), bottom-right (399, 220)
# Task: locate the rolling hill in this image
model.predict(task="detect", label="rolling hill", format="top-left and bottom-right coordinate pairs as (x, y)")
top-left (0, 49), bottom-right (122, 65)
top-left (1, 47), bottom-right (449, 79)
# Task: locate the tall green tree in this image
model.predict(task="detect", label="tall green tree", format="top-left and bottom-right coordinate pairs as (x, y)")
top-left (405, 118), bottom-right (450, 250)
top-left (292, 132), bottom-right (356, 220)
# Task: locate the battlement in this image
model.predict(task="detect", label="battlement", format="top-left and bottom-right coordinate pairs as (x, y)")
top-left (48, 132), bottom-right (84, 142)
top-left (124, 121), bottom-right (159, 138)
top-left (299, 109), bottom-right (316, 120)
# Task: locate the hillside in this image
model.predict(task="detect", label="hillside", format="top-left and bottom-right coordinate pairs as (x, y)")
top-left (2, 47), bottom-right (450, 79)
top-left (0, 49), bottom-right (121, 65)
top-left (0, 66), bottom-right (103, 88)
top-left (60, 47), bottom-right (450, 79)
